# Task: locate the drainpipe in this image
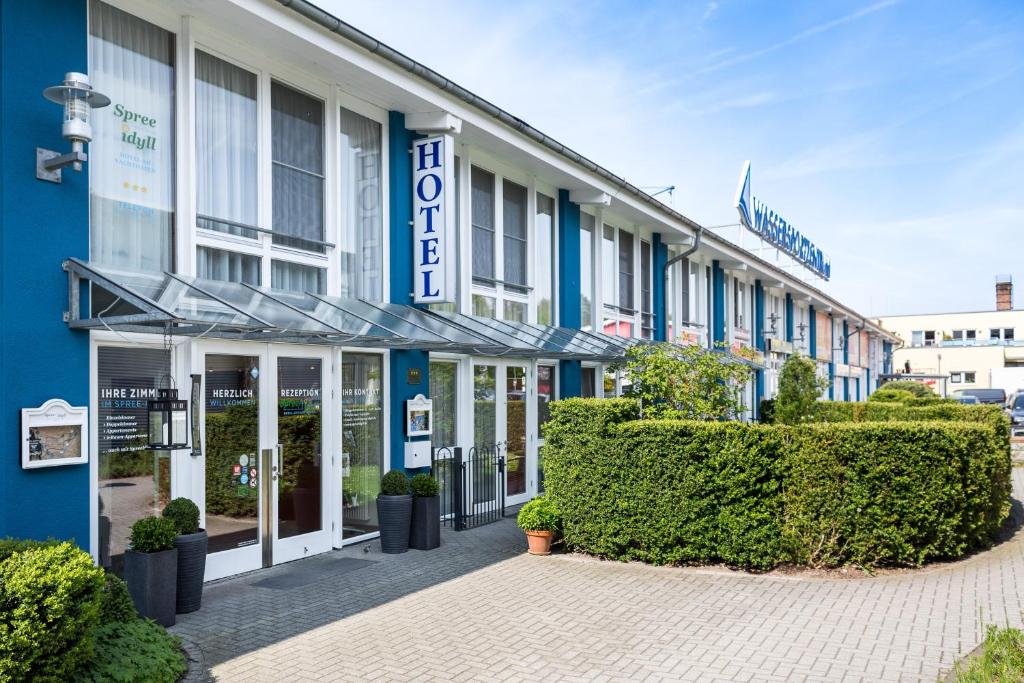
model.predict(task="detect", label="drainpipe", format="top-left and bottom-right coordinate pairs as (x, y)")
top-left (662, 226), bottom-right (703, 331)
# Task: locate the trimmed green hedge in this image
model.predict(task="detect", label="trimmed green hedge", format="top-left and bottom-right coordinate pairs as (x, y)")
top-left (542, 398), bottom-right (1011, 569)
top-left (810, 401), bottom-right (1008, 434)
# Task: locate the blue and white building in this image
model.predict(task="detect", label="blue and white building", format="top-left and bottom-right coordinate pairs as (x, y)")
top-left (0, 0), bottom-right (898, 580)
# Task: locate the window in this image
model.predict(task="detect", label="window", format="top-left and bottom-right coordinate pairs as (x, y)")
top-left (271, 81), bottom-right (325, 252)
top-left (271, 260), bottom-right (324, 294)
top-left (580, 213), bottom-right (594, 331)
top-left (952, 330), bottom-right (963, 341)
top-left (502, 181), bottom-right (528, 292)
top-left (965, 371), bottom-right (977, 383)
top-left (472, 294), bottom-right (496, 318)
top-left (339, 107), bottom-right (383, 300)
top-left (89, 1), bottom-right (175, 273)
top-left (197, 246), bottom-right (260, 285)
top-left (733, 277), bottom-right (746, 329)
top-left (471, 167), bottom-right (495, 281)
top-left (967, 329), bottom-right (977, 340)
top-left (950, 372), bottom-right (962, 384)
top-left (196, 51), bottom-right (258, 238)
top-left (535, 193), bottom-right (555, 325)
top-left (581, 366), bottom-right (596, 398)
top-left (640, 240), bottom-right (652, 338)
top-left (601, 224), bottom-right (637, 336)
top-left (912, 330), bottom-right (923, 346)
top-left (923, 330), bottom-right (936, 346)
top-left (602, 226), bottom-right (616, 311)
top-left (991, 328), bottom-right (1001, 341)
top-left (1006, 329), bottom-right (1015, 342)
top-left (618, 230), bottom-right (634, 312)
top-left (503, 300), bottom-right (527, 322)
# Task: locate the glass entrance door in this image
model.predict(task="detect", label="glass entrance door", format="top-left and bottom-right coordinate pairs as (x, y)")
top-left (340, 353), bottom-right (384, 542)
top-left (202, 344), bottom-right (333, 581)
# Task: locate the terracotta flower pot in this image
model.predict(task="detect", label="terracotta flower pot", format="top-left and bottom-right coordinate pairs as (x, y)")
top-left (525, 529), bottom-right (554, 555)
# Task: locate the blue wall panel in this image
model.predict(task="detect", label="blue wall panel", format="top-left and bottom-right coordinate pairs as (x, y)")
top-left (712, 261), bottom-right (726, 345)
top-left (753, 281), bottom-right (765, 419)
top-left (557, 190), bottom-right (582, 397)
top-left (785, 293), bottom-right (794, 343)
top-left (842, 320), bottom-right (850, 402)
top-left (652, 234), bottom-right (667, 342)
top-left (808, 305), bottom-right (817, 359)
top-left (0, 0), bottom-right (90, 546)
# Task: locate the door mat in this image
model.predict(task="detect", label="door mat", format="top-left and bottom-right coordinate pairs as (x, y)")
top-left (250, 557), bottom-right (377, 590)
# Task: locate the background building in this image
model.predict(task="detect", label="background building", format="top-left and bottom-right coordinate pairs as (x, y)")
top-left (877, 276), bottom-right (1024, 396)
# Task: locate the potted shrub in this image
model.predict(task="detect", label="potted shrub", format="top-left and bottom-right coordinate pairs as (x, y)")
top-left (409, 473), bottom-right (441, 551)
top-left (124, 515), bottom-right (178, 626)
top-left (517, 496), bottom-right (561, 555)
top-left (377, 470), bottom-right (412, 554)
top-left (162, 497), bottom-right (207, 614)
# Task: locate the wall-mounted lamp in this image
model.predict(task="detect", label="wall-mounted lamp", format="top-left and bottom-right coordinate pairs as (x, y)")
top-left (796, 322), bottom-right (808, 343)
top-left (763, 312), bottom-right (780, 338)
top-left (37, 72), bottom-right (110, 183)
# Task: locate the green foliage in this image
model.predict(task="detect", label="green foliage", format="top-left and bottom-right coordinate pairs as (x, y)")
top-left (953, 624), bottom-right (1024, 682)
top-left (0, 537), bottom-right (57, 563)
top-left (879, 379), bottom-right (936, 398)
top-left (517, 496), bottom-right (562, 532)
top-left (542, 398), bottom-right (1011, 570)
top-left (410, 473), bottom-right (439, 497)
top-left (162, 497), bottom-right (200, 535)
top-left (0, 542), bottom-right (105, 682)
top-left (617, 342), bottom-right (752, 420)
top-left (774, 354), bottom-right (830, 425)
top-left (98, 573), bottom-right (137, 625)
top-left (758, 398), bottom-right (775, 424)
top-left (867, 388), bottom-right (917, 403)
top-left (128, 517), bottom-right (177, 554)
top-left (76, 619), bottom-right (186, 683)
top-left (380, 469), bottom-right (410, 496)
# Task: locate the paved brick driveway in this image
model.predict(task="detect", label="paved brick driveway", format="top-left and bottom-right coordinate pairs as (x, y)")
top-left (173, 468), bottom-right (1024, 682)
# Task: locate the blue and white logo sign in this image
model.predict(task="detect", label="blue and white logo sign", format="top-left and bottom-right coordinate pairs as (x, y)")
top-left (412, 135), bottom-right (456, 303)
top-left (733, 161), bottom-right (831, 280)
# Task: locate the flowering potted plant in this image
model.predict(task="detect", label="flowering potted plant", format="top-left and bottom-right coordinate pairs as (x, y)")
top-left (377, 470), bottom-right (411, 554)
top-left (124, 515), bottom-right (178, 626)
top-left (516, 496), bottom-right (561, 555)
top-left (162, 497), bottom-right (207, 614)
top-left (409, 473), bottom-right (440, 551)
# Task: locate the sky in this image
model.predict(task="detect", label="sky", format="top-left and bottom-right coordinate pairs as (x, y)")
top-left (315, 0), bottom-right (1024, 316)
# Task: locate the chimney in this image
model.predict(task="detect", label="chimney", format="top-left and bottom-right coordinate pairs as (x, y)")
top-left (996, 275), bottom-right (1013, 311)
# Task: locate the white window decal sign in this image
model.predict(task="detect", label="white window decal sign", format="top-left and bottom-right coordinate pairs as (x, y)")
top-left (412, 135), bottom-right (455, 304)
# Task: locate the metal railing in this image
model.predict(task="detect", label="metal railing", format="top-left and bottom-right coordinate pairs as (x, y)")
top-left (432, 444), bottom-right (506, 531)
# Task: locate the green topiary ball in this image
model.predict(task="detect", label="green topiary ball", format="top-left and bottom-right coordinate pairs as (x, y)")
top-left (380, 469), bottom-right (410, 496)
top-left (162, 497), bottom-right (200, 535)
top-left (129, 517), bottom-right (178, 554)
top-left (410, 473), bottom-right (439, 497)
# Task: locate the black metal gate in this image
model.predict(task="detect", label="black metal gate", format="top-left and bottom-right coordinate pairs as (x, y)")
top-left (432, 445), bottom-right (506, 531)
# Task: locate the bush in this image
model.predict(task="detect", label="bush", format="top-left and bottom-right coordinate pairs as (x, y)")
top-left (953, 624), bottom-right (1024, 682)
top-left (77, 619), bottom-right (185, 683)
top-left (879, 379), bottom-right (936, 398)
top-left (0, 542), bottom-right (105, 682)
top-left (542, 398), bottom-right (1010, 570)
top-left (410, 473), bottom-right (439, 497)
top-left (868, 388), bottom-right (917, 403)
top-left (162, 497), bottom-right (200, 535)
top-left (380, 469), bottom-right (409, 496)
top-left (0, 537), bottom-right (57, 563)
top-left (517, 496), bottom-right (561, 532)
top-left (98, 573), bottom-right (137, 624)
top-left (774, 354), bottom-right (829, 424)
top-left (129, 517), bottom-right (177, 554)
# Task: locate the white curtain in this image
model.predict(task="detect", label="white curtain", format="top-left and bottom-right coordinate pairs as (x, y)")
top-left (271, 260), bottom-right (324, 294)
top-left (271, 83), bottom-right (325, 250)
top-left (89, 1), bottom-right (174, 273)
top-left (197, 246), bottom-right (260, 285)
top-left (338, 108), bottom-right (382, 300)
top-left (195, 51), bottom-right (258, 237)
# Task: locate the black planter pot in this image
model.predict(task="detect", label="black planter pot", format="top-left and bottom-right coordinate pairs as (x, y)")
top-left (377, 494), bottom-right (412, 554)
top-left (410, 496), bottom-right (441, 551)
top-left (174, 530), bottom-right (208, 614)
top-left (124, 548), bottom-right (178, 627)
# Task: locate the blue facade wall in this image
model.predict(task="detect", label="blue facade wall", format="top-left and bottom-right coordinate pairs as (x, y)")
top-left (711, 261), bottom-right (726, 345)
top-left (0, 0), bottom-right (91, 546)
top-left (387, 111), bottom-right (429, 471)
top-left (557, 190), bottom-right (582, 397)
top-left (809, 305), bottom-right (817, 359)
top-left (753, 281), bottom-right (765, 419)
top-left (652, 234), bottom-right (667, 342)
top-left (842, 320), bottom-right (850, 401)
top-left (785, 293), bottom-right (794, 342)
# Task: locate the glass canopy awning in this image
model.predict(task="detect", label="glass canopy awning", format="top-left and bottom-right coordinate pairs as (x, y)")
top-left (63, 259), bottom-right (639, 361)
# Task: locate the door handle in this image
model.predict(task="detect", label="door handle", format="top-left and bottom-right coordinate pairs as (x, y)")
top-left (273, 444), bottom-right (283, 481)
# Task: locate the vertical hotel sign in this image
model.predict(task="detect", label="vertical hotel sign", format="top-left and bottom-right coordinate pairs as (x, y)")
top-left (412, 135), bottom-right (456, 304)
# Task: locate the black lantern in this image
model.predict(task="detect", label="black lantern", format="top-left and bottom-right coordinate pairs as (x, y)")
top-left (148, 388), bottom-right (189, 450)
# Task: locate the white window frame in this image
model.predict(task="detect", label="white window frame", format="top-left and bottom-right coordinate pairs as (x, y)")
top-left (598, 216), bottom-right (642, 337)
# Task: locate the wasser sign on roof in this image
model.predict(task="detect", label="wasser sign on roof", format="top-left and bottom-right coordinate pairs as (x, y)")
top-left (412, 135), bottom-right (455, 304)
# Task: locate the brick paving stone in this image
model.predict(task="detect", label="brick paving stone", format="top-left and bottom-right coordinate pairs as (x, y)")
top-left (172, 467), bottom-right (1024, 682)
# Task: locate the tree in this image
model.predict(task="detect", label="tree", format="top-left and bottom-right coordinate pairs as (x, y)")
top-left (618, 343), bottom-right (752, 421)
top-left (774, 353), bottom-right (830, 425)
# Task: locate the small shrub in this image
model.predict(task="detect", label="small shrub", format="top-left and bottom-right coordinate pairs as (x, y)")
top-left (0, 542), bottom-right (105, 682)
top-left (77, 619), bottom-right (186, 683)
top-left (517, 496), bottom-right (561, 532)
top-left (410, 473), bottom-right (439, 497)
top-left (880, 379), bottom-right (936, 398)
top-left (758, 398), bottom-right (775, 424)
top-left (98, 573), bottom-right (136, 624)
top-left (868, 388), bottom-right (917, 403)
top-left (129, 517), bottom-right (177, 554)
top-left (380, 470), bottom-right (409, 496)
top-left (162, 497), bottom-right (200, 535)
top-left (0, 537), bottom-right (57, 563)
top-left (774, 354), bottom-right (830, 425)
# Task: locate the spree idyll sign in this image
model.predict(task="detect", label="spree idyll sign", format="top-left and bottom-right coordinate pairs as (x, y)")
top-left (734, 161), bottom-right (831, 281)
top-left (412, 135), bottom-right (456, 304)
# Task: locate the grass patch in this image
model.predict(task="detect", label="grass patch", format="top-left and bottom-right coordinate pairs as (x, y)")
top-left (954, 625), bottom-right (1024, 682)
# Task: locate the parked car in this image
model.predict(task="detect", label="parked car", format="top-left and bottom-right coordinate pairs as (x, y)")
top-left (952, 388), bottom-right (1007, 405)
top-left (1008, 393), bottom-right (1024, 435)
top-left (951, 394), bottom-right (980, 404)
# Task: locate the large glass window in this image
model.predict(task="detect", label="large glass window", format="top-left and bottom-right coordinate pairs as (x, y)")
top-left (271, 82), bottom-right (325, 252)
top-left (618, 230), bottom-right (634, 312)
top-left (641, 240), bottom-right (652, 338)
top-left (535, 194), bottom-right (555, 325)
top-left (197, 246), bottom-right (260, 285)
top-left (339, 108), bottom-right (383, 300)
top-left (430, 362), bottom-right (459, 450)
top-left (97, 346), bottom-right (171, 575)
top-left (580, 213), bottom-right (594, 331)
top-left (89, 1), bottom-right (175, 273)
top-left (502, 181), bottom-right (528, 292)
top-left (341, 353), bottom-right (384, 540)
top-left (471, 167), bottom-right (495, 281)
top-left (602, 226), bottom-right (616, 311)
top-left (271, 260), bottom-right (325, 294)
top-left (195, 51), bottom-right (258, 238)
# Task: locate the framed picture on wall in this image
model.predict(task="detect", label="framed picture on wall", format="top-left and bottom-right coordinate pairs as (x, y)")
top-left (406, 394), bottom-right (432, 437)
top-left (21, 399), bottom-right (89, 469)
